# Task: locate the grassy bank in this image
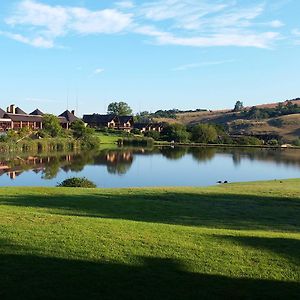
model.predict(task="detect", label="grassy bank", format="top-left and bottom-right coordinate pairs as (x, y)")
top-left (155, 141), bottom-right (300, 149)
top-left (0, 138), bottom-right (81, 153)
top-left (0, 180), bottom-right (299, 299)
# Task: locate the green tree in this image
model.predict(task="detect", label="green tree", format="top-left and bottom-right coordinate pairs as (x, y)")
top-left (71, 120), bottom-right (94, 139)
top-left (191, 124), bottom-right (218, 143)
top-left (161, 124), bottom-right (190, 143)
top-left (42, 114), bottom-right (62, 137)
top-left (144, 130), bottom-right (160, 140)
top-left (233, 100), bottom-right (244, 112)
top-left (107, 102), bottom-right (133, 116)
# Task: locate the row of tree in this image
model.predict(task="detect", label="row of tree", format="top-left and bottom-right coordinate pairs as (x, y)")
top-left (233, 100), bottom-right (300, 119)
top-left (144, 123), bottom-right (262, 145)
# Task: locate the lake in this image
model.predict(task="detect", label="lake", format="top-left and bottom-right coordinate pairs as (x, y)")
top-left (0, 146), bottom-right (299, 187)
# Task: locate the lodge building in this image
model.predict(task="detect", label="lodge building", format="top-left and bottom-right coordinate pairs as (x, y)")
top-left (0, 104), bottom-right (79, 132)
top-left (82, 114), bottom-right (134, 132)
top-left (83, 113), bottom-right (164, 133)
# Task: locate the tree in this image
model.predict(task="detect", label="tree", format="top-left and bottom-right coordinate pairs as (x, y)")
top-left (71, 120), bottom-right (94, 139)
top-left (191, 124), bottom-right (218, 143)
top-left (161, 124), bottom-right (190, 143)
top-left (107, 102), bottom-right (133, 116)
top-left (144, 130), bottom-right (160, 140)
top-left (233, 101), bottom-right (244, 112)
top-left (42, 114), bottom-right (62, 137)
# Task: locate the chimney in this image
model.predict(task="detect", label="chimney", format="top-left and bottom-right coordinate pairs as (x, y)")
top-left (71, 110), bottom-right (75, 115)
top-left (10, 104), bottom-right (16, 114)
top-left (6, 107), bottom-right (9, 113)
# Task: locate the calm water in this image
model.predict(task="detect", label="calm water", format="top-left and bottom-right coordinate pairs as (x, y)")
top-left (0, 147), bottom-right (299, 187)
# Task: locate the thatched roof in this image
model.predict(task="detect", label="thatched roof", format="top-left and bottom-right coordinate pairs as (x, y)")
top-left (30, 109), bottom-right (44, 116)
top-left (15, 107), bottom-right (27, 115)
top-left (5, 113), bottom-right (43, 122)
top-left (83, 114), bottom-right (117, 124)
top-left (59, 110), bottom-right (79, 123)
top-left (0, 108), bottom-right (5, 118)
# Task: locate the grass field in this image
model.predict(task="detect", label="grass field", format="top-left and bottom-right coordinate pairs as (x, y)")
top-left (95, 132), bottom-right (123, 144)
top-left (0, 180), bottom-right (299, 299)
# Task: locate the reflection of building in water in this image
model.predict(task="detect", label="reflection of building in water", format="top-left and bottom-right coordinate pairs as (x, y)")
top-left (0, 154), bottom-right (77, 180)
top-left (7, 171), bottom-right (23, 180)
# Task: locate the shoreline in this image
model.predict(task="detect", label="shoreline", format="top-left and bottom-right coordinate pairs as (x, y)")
top-left (154, 141), bottom-right (300, 150)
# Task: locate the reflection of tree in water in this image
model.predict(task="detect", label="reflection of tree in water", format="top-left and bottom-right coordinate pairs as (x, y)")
top-left (160, 147), bottom-right (188, 160)
top-left (189, 147), bottom-right (216, 162)
top-left (42, 157), bottom-right (61, 179)
top-left (232, 151), bottom-right (242, 166)
top-left (60, 153), bottom-right (95, 173)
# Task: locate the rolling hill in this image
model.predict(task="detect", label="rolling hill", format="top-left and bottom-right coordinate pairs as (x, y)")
top-left (154, 99), bottom-right (300, 142)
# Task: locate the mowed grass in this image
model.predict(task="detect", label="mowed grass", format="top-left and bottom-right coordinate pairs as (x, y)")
top-left (95, 133), bottom-right (122, 144)
top-left (0, 180), bottom-right (300, 299)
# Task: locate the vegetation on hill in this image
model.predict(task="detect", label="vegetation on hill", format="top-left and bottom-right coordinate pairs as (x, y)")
top-left (0, 179), bottom-right (299, 299)
top-left (152, 98), bottom-right (300, 143)
top-left (241, 101), bottom-right (300, 119)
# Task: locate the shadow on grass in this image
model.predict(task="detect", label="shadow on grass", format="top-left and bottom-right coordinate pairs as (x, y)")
top-left (216, 235), bottom-right (300, 266)
top-left (0, 251), bottom-right (299, 300)
top-left (1, 190), bottom-right (299, 231)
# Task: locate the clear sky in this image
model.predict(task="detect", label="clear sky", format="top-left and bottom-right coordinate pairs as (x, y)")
top-left (0, 0), bottom-right (300, 116)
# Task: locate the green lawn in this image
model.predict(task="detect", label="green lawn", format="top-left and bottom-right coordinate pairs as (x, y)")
top-left (95, 132), bottom-right (123, 144)
top-left (0, 180), bottom-right (299, 299)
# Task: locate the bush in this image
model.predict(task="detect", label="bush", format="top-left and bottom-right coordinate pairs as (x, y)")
top-left (120, 137), bottom-right (154, 147)
top-left (57, 177), bottom-right (96, 188)
top-left (267, 139), bottom-right (279, 146)
top-left (144, 130), bottom-right (160, 140)
top-left (292, 138), bottom-right (300, 146)
top-left (236, 136), bottom-right (263, 146)
top-left (161, 124), bottom-right (190, 143)
top-left (131, 128), bottom-right (141, 135)
top-left (191, 124), bottom-right (218, 143)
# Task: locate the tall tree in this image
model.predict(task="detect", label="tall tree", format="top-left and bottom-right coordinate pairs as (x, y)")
top-left (233, 100), bottom-right (244, 112)
top-left (107, 102), bottom-right (133, 116)
top-left (42, 114), bottom-right (62, 137)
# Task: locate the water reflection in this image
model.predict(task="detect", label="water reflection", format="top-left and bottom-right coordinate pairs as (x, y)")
top-left (0, 147), bottom-right (300, 186)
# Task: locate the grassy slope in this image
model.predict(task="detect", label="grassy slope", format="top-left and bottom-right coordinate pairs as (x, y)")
top-left (0, 180), bottom-right (300, 299)
top-left (155, 111), bottom-right (300, 142)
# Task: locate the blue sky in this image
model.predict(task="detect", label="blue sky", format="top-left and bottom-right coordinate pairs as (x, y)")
top-left (0, 0), bottom-right (300, 116)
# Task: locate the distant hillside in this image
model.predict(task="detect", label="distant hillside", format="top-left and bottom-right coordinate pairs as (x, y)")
top-left (153, 98), bottom-right (300, 142)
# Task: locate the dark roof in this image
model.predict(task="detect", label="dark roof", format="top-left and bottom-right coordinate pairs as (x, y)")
top-left (30, 109), bottom-right (44, 116)
top-left (0, 108), bottom-right (5, 118)
top-left (59, 110), bottom-right (79, 123)
top-left (4, 113), bottom-right (42, 122)
top-left (134, 122), bottom-right (163, 129)
top-left (15, 107), bottom-right (27, 115)
top-left (118, 116), bottom-right (133, 123)
top-left (134, 123), bottom-right (151, 129)
top-left (83, 114), bottom-right (117, 124)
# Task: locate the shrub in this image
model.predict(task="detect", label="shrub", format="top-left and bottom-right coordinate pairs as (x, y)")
top-left (191, 124), bottom-right (218, 143)
top-left (131, 128), bottom-right (141, 135)
top-left (144, 130), bottom-right (160, 140)
top-left (57, 177), bottom-right (96, 188)
top-left (267, 139), bottom-right (279, 146)
top-left (161, 124), bottom-right (190, 143)
top-left (236, 136), bottom-right (263, 146)
top-left (292, 138), bottom-right (300, 146)
top-left (120, 137), bottom-right (154, 147)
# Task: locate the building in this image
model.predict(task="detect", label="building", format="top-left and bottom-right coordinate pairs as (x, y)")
top-left (0, 104), bottom-right (79, 132)
top-left (83, 114), bottom-right (134, 131)
top-left (134, 122), bottom-right (164, 133)
top-left (59, 110), bottom-right (79, 129)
